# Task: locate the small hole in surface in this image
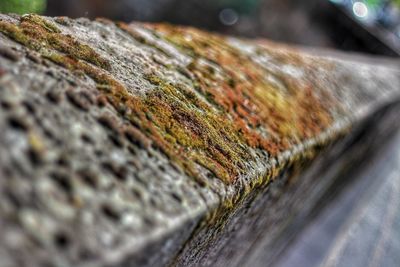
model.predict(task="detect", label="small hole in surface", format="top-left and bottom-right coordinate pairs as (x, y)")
top-left (149, 197), bottom-right (159, 208)
top-left (8, 116), bottom-right (28, 131)
top-left (158, 165), bottom-right (166, 172)
top-left (22, 101), bottom-right (36, 114)
top-left (43, 128), bottom-right (55, 140)
top-left (66, 90), bottom-right (91, 111)
top-left (56, 155), bottom-right (70, 167)
top-left (131, 188), bottom-right (142, 199)
top-left (46, 90), bottom-right (62, 104)
top-left (95, 150), bottom-right (104, 157)
top-left (143, 216), bottom-right (155, 227)
top-left (54, 232), bottom-right (70, 249)
top-left (81, 133), bottom-right (94, 144)
top-left (77, 169), bottom-right (98, 188)
top-left (108, 134), bottom-right (124, 148)
top-left (50, 171), bottom-right (73, 194)
top-left (101, 204), bottom-right (120, 221)
top-left (97, 114), bottom-right (119, 134)
top-left (27, 148), bottom-right (43, 166)
top-left (169, 163), bottom-right (182, 174)
top-left (102, 162), bottom-right (127, 181)
top-left (1, 101), bottom-right (12, 110)
top-left (127, 145), bottom-right (137, 156)
top-left (171, 193), bottom-right (183, 203)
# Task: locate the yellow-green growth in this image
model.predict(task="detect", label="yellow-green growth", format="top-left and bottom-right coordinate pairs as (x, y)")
top-left (0, 14), bottom-right (110, 70)
top-left (0, 16), bottom-right (339, 185)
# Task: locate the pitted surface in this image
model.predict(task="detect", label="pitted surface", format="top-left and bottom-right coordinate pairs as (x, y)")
top-left (0, 14), bottom-right (399, 267)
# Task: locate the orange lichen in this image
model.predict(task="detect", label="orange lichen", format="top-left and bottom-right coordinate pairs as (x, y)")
top-left (138, 24), bottom-right (336, 153)
top-left (0, 15), bottom-right (338, 184)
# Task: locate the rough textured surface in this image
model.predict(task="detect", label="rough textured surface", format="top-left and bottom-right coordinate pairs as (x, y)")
top-left (0, 14), bottom-right (399, 267)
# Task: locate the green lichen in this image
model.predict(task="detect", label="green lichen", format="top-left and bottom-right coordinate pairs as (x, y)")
top-left (0, 15), bottom-right (339, 186)
top-left (142, 74), bottom-right (250, 182)
top-left (23, 13), bottom-right (59, 32)
top-left (141, 24), bottom-right (336, 154)
top-left (0, 14), bottom-right (110, 70)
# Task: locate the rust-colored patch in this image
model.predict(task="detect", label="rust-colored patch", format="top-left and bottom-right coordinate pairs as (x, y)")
top-left (0, 15), bottom-right (338, 184)
top-left (126, 24), bottom-right (336, 155)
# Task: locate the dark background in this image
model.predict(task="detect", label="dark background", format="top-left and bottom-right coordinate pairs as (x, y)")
top-left (44, 0), bottom-right (400, 57)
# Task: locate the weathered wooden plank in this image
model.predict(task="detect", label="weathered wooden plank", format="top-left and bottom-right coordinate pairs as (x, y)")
top-left (0, 14), bottom-right (399, 267)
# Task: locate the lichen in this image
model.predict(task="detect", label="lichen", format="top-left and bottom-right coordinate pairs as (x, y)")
top-left (0, 15), bottom-right (110, 70)
top-left (0, 15), bottom-right (339, 185)
top-left (141, 74), bottom-right (250, 181)
top-left (134, 24), bottom-right (335, 153)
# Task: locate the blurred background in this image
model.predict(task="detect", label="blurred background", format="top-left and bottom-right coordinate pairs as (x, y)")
top-left (2, 0), bottom-right (400, 56)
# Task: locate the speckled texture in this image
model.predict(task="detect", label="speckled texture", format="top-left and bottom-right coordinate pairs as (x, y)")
top-left (0, 14), bottom-right (399, 267)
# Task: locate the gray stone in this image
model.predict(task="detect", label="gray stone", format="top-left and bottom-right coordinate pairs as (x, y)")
top-left (0, 14), bottom-right (399, 267)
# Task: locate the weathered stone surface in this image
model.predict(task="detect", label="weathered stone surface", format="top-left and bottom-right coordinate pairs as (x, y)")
top-left (0, 14), bottom-right (399, 267)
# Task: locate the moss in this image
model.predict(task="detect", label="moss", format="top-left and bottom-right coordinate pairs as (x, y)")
top-left (22, 14), bottom-right (60, 33)
top-left (0, 15), bottom-right (340, 186)
top-left (141, 74), bottom-right (251, 182)
top-left (0, 15), bottom-right (110, 70)
top-left (140, 24), bottom-right (336, 155)
top-left (0, 20), bottom-right (32, 46)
